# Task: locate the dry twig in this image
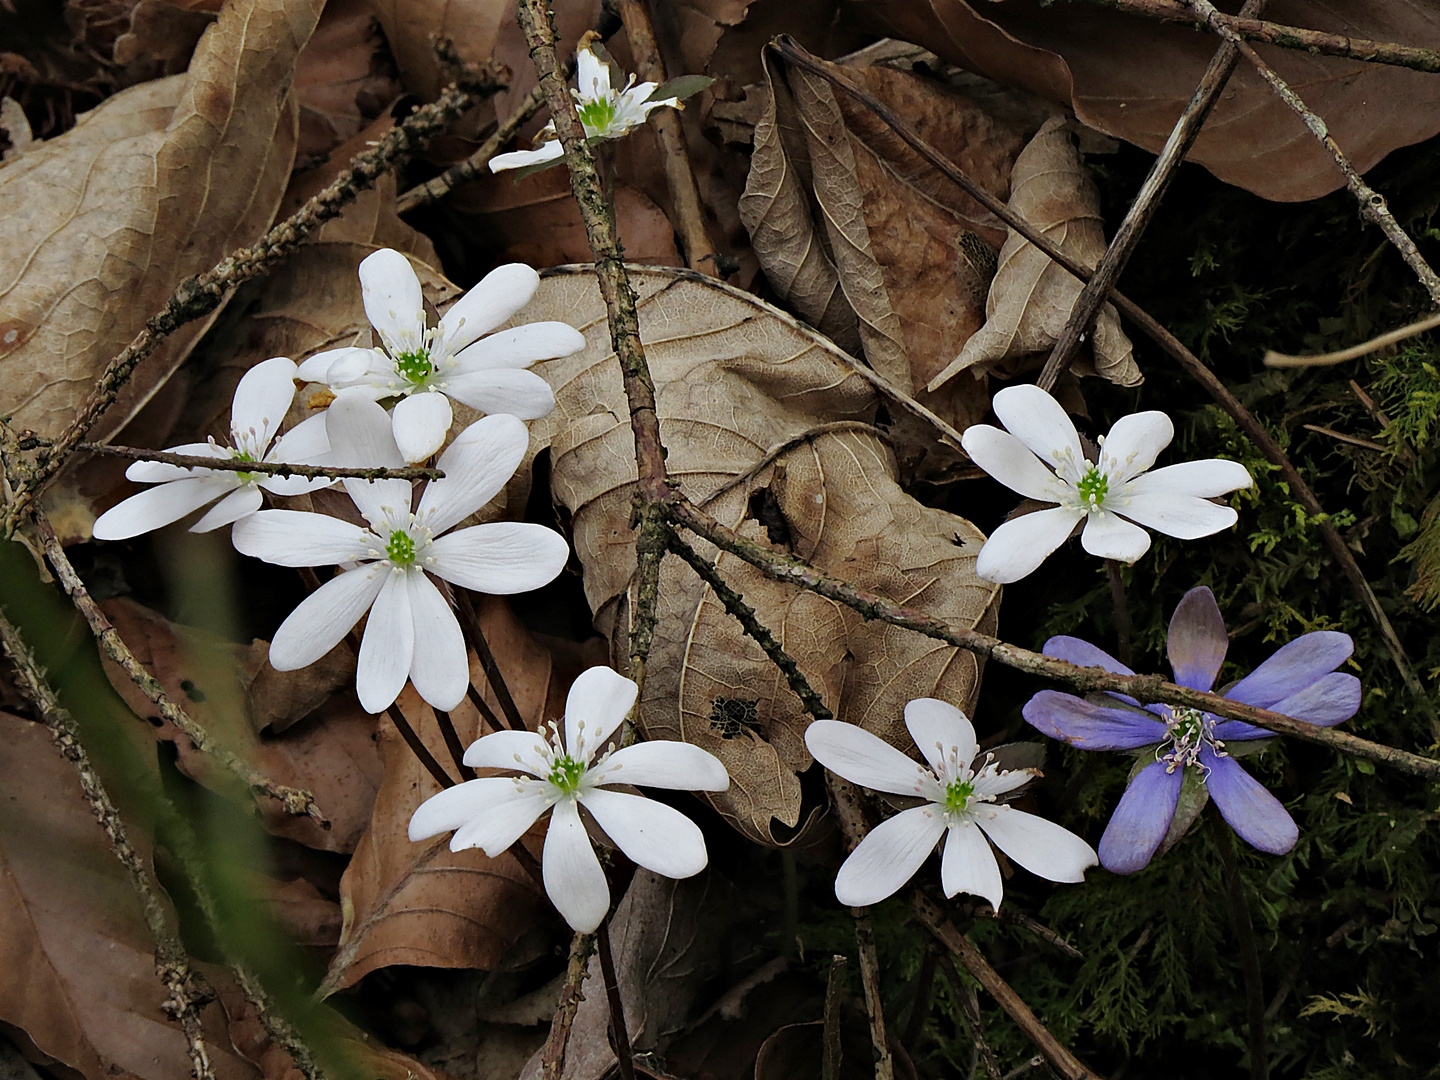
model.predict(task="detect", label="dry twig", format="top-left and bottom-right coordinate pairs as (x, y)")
top-left (1265, 309), bottom-right (1440, 368)
top-left (64, 442), bottom-right (443, 481)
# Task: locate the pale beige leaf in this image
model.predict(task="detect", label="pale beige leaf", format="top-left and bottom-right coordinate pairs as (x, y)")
top-left (0, 0), bottom-right (323, 442)
top-left (517, 267), bottom-right (999, 844)
top-left (0, 711), bottom-right (258, 1080)
top-left (938, 116), bottom-right (1139, 388)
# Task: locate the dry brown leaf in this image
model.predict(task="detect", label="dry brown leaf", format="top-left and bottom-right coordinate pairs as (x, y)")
top-left (740, 49), bottom-right (1024, 476)
top-left (97, 597), bottom-right (383, 853)
top-left (518, 267), bottom-right (1000, 845)
top-left (0, 711), bottom-right (258, 1080)
top-left (0, 0), bottom-right (323, 442)
top-left (322, 598), bottom-right (587, 993)
top-left (854, 0), bottom-right (1440, 203)
top-left (753, 1018), bottom-right (918, 1080)
top-left (933, 116), bottom-right (1139, 389)
top-left (519, 869), bottom-right (739, 1080)
top-left (111, 0), bottom-right (214, 74)
top-left (292, 0), bottom-right (403, 165)
top-left (261, 875), bottom-right (343, 952)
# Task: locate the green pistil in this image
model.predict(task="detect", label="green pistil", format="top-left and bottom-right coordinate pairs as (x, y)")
top-left (548, 754), bottom-right (587, 793)
top-left (394, 349), bottom-right (434, 385)
top-left (386, 531), bottom-right (416, 566)
top-left (943, 778), bottom-right (975, 816)
top-left (233, 449), bottom-right (257, 485)
top-left (1171, 707), bottom-right (1204, 743)
top-left (577, 98), bottom-right (617, 131)
top-left (1077, 466), bottom-right (1108, 507)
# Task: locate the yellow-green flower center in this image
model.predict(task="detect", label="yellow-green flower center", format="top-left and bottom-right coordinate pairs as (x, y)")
top-left (549, 754), bottom-right (587, 793)
top-left (233, 448), bottom-right (258, 485)
top-left (577, 98), bottom-right (617, 131)
top-left (1077, 466), bottom-right (1108, 506)
top-left (394, 348), bottom-right (434, 385)
top-left (944, 778), bottom-right (975, 816)
top-left (386, 531), bottom-right (417, 565)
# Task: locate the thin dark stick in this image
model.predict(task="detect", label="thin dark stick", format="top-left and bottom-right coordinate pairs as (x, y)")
top-left (386, 703), bottom-right (455, 789)
top-left (1037, 0), bottom-right (1268, 389)
top-left (1213, 813), bottom-right (1269, 1080)
top-left (766, 35), bottom-right (1425, 707)
top-left (433, 709), bottom-right (476, 780)
top-left (454, 590), bottom-right (527, 731)
top-left (853, 908), bottom-right (896, 1080)
top-left (467, 683), bottom-right (507, 733)
top-left (822, 954), bottom-right (847, 1080)
top-left (595, 920), bottom-right (637, 1080)
top-left (1190, 0), bottom-right (1440, 305)
top-left (903, 947), bottom-right (938, 1051)
top-left (65, 442), bottom-right (442, 481)
top-left (1106, 559), bottom-right (1134, 667)
top-left (935, 950), bottom-right (1003, 1080)
top-left (1065, 0), bottom-right (1440, 74)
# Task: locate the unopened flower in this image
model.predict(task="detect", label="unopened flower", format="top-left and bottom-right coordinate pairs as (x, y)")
top-left (231, 393), bottom-right (569, 714)
top-left (408, 666), bottom-right (730, 932)
top-left (489, 44), bottom-right (693, 173)
top-left (1023, 586), bottom-right (1360, 874)
top-left (296, 249), bottom-right (584, 462)
top-left (93, 357), bottom-right (331, 540)
top-left (804, 701), bottom-right (1097, 909)
top-left (959, 384), bottom-right (1253, 583)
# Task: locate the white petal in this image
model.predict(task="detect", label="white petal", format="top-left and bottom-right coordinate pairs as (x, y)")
top-left (325, 391), bottom-right (407, 525)
top-left (1121, 459), bottom-right (1253, 499)
top-left (325, 348), bottom-right (394, 389)
top-left (974, 506), bottom-right (1084, 584)
top-left (576, 46), bottom-right (610, 102)
top-left (269, 565), bottom-right (385, 670)
top-left (959, 425), bottom-right (1064, 502)
top-left (903, 698), bottom-right (975, 782)
top-left (405, 573), bottom-right (469, 711)
top-left (449, 779), bottom-right (554, 856)
top-left (443, 369), bottom-right (557, 420)
top-left (991, 384), bottom-right (1085, 483)
top-left (356, 571), bottom-right (415, 714)
top-left (1096, 411), bottom-right (1172, 485)
top-left (451, 322), bottom-right (586, 372)
top-left (416, 414), bottom-right (529, 534)
top-left (564, 666), bottom-right (638, 763)
top-left (804, 720), bottom-right (933, 797)
top-left (126, 442), bottom-right (227, 483)
top-left (439, 263), bottom-right (541, 354)
top-left (1115, 493), bottom-right (1238, 540)
top-left (1080, 510), bottom-right (1152, 562)
top-left (230, 357), bottom-right (298, 454)
top-left (581, 788), bottom-right (708, 879)
top-left (592, 741), bottom-right (729, 791)
top-left (543, 799), bottom-right (610, 932)
top-left (92, 475), bottom-right (235, 540)
top-left (261, 414), bottom-right (336, 496)
top-left (231, 510), bottom-right (372, 566)
top-left (488, 142), bottom-right (566, 172)
top-left (359, 248), bottom-right (425, 353)
top-left (190, 485), bottom-right (263, 532)
top-left (408, 776), bottom-right (534, 840)
top-left (427, 523), bottom-right (569, 594)
top-left (940, 821), bottom-right (1003, 910)
top-left (296, 347), bottom-right (358, 383)
top-left (974, 804), bottom-right (1098, 884)
top-left (834, 806), bottom-right (946, 907)
top-left (463, 729), bottom-right (553, 778)
top-left (391, 392), bottom-right (453, 464)
top-left (970, 766), bottom-right (1038, 800)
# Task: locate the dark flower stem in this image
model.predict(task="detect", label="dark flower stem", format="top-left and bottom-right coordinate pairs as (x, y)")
top-left (1105, 559), bottom-right (1134, 667)
top-left (455, 589), bottom-right (528, 731)
top-left (432, 709), bottom-right (475, 780)
top-left (595, 919), bottom-right (637, 1080)
top-left (1213, 812), bottom-right (1269, 1080)
top-left (385, 703), bottom-right (455, 789)
top-left (822, 954), bottom-right (848, 1080)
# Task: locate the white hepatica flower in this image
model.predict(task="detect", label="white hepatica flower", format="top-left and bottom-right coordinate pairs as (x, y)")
top-left (804, 700), bottom-right (1097, 909)
top-left (296, 248), bottom-right (585, 463)
top-left (959, 384), bottom-right (1254, 583)
top-left (489, 44), bottom-right (682, 173)
top-left (230, 393), bottom-right (570, 714)
top-left (408, 666), bottom-right (730, 932)
top-left (93, 357), bottom-right (332, 540)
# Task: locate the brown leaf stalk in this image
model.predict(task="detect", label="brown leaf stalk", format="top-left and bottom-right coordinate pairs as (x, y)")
top-left (6, 62), bottom-right (509, 532)
top-left (1189, 0), bottom-right (1440, 306)
top-left (515, 0), bottom-right (673, 688)
top-left (30, 509), bottom-right (330, 824)
top-left (65, 442), bottom-right (444, 481)
top-left (933, 950), bottom-right (1003, 1080)
top-left (1264, 309), bottom-right (1440, 368)
top-left (913, 894), bottom-right (1102, 1080)
top-left (454, 590), bottom-right (528, 731)
top-left (852, 908), bottom-right (897, 1080)
top-left (1037, 0), bottom-right (1268, 389)
top-left (769, 36), bottom-right (1425, 705)
top-left (594, 920), bottom-right (637, 1080)
top-left (1066, 0), bottom-right (1440, 74)
top-left (613, 0), bottom-right (720, 274)
top-left (0, 609), bottom-right (217, 1080)
top-left (665, 494), bottom-right (1440, 781)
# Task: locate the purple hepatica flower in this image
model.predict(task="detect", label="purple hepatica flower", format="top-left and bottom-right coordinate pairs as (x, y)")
top-left (1022, 586), bottom-right (1360, 874)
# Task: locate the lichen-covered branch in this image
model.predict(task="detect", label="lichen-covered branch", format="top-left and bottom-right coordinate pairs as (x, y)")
top-left (30, 509), bottom-right (330, 824)
top-left (539, 931), bottom-right (598, 1080)
top-left (6, 62), bottom-right (509, 531)
top-left (61, 442), bottom-right (443, 481)
top-left (0, 609), bottom-right (217, 1080)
